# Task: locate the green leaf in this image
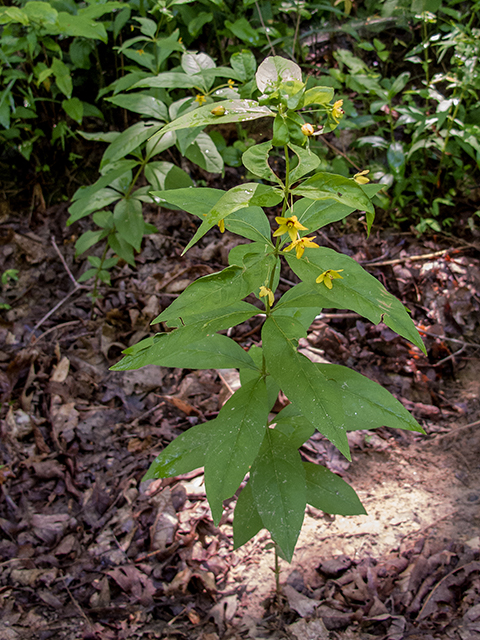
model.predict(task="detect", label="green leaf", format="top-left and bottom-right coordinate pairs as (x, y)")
top-left (230, 50), bottom-right (257, 82)
top-left (225, 207), bottom-right (273, 244)
top-left (185, 131), bottom-right (223, 173)
top-left (150, 187), bottom-right (222, 215)
top-left (71, 161), bottom-right (139, 203)
top-left (152, 266), bottom-right (254, 325)
top-left (304, 463), bottom-right (366, 515)
top-left (23, 2), bottom-right (58, 24)
top-left (387, 141), bottom-right (405, 177)
top-left (233, 481), bottom-right (264, 548)
top-left (284, 248), bottom-right (426, 352)
top-left (273, 407), bottom-right (315, 448)
top-left (67, 188), bottom-right (120, 224)
top-left (154, 31), bottom-right (184, 68)
top-left (272, 114), bottom-right (289, 146)
top-left (132, 72), bottom-right (207, 93)
top-left (240, 346), bottom-right (280, 411)
top-left (288, 143), bottom-right (320, 183)
top-left (262, 316), bottom-right (351, 459)
top-left (106, 93), bottom-right (168, 120)
top-left (78, 131), bottom-right (120, 143)
top-left (205, 377), bottom-right (270, 524)
top-left (134, 16), bottom-right (157, 38)
top-left (291, 198), bottom-right (357, 232)
top-left (77, 268), bottom-right (97, 283)
top-left (315, 364), bottom-right (425, 433)
top-left (183, 183), bottom-right (283, 254)
top-left (143, 421), bottom-right (213, 481)
top-left (147, 100), bottom-right (274, 144)
top-left (188, 12), bottom-right (213, 37)
top-left (250, 428), bottom-right (306, 561)
top-left (227, 242), bottom-right (278, 291)
top-left (0, 7), bottom-right (29, 25)
top-left (108, 233), bottom-right (136, 267)
top-left (111, 325), bottom-right (256, 371)
top-left (62, 97), bottom-right (83, 124)
top-left (113, 197), bottom-right (144, 252)
top-left (242, 141), bottom-right (281, 183)
top-left (75, 229), bottom-right (107, 256)
top-left (146, 131), bottom-right (177, 158)
top-left (79, 2), bottom-right (125, 20)
top-left (225, 17), bottom-right (261, 45)
top-left (145, 162), bottom-right (193, 191)
top-left (100, 121), bottom-right (162, 170)
top-left (164, 302), bottom-right (260, 331)
top-left (303, 86), bottom-right (334, 106)
top-left (256, 56), bottom-right (302, 93)
top-left (51, 58), bottom-right (72, 99)
top-left (48, 12), bottom-right (108, 43)
top-left (292, 172), bottom-right (374, 214)
top-left (182, 52), bottom-right (216, 75)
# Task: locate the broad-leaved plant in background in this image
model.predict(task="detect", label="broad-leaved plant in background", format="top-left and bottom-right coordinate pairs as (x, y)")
top-left (112, 56), bottom-right (426, 563)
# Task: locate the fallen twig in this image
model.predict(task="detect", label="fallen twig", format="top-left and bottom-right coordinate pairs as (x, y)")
top-left (33, 319), bottom-right (83, 344)
top-left (416, 328), bottom-right (480, 350)
top-left (361, 247), bottom-right (464, 267)
top-left (29, 237), bottom-right (87, 338)
top-left (432, 419), bottom-right (480, 441)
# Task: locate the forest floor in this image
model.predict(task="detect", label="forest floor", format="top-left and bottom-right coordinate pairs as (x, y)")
top-left (1, 193), bottom-right (480, 640)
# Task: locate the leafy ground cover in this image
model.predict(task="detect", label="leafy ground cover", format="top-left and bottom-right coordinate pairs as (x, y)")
top-left (0, 190), bottom-right (479, 638)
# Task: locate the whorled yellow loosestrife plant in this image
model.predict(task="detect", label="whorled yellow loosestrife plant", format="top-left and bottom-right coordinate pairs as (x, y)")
top-left (112, 57), bottom-right (426, 562)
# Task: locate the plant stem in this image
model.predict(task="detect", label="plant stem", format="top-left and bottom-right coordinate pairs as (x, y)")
top-left (274, 543), bottom-right (281, 599)
top-left (91, 241), bottom-right (109, 307)
top-left (255, 1), bottom-right (275, 57)
top-left (422, 18), bottom-right (430, 110)
top-left (292, 0), bottom-right (302, 62)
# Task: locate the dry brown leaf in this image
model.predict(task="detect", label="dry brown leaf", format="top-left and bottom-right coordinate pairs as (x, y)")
top-left (149, 487), bottom-right (178, 552)
top-left (187, 609), bottom-right (202, 625)
top-left (31, 513), bottom-right (75, 544)
top-left (284, 585), bottom-right (317, 618)
top-left (50, 396), bottom-right (78, 443)
top-left (287, 618), bottom-right (329, 640)
top-left (50, 356), bottom-right (70, 383)
top-left (210, 595), bottom-right (238, 631)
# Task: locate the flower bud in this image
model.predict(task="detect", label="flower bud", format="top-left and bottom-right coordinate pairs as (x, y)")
top-left (301, 123), bottom-right (315, 137)
top-left (211, 105), bottom-right (225, 116)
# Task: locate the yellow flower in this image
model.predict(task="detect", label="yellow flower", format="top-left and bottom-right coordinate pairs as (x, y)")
top-left (301, 123), bottom-right (315, 137)
top-left (211, 105), bottom-right (225, 116)
top-left (284, 236), bottom-right (319, 259)
top-left (218, 219), bottom-right (225, 233)
top-left (259, 286), bottom-right (274, 307)
top-left (273, 215), bottom-right (308, 242)
top-left (228, 79), bottom-right (235, 88)
top-left (195, 94), bottom-right (207, 105)
top-left (354, 170), bottom-right (370, 185)
top-left (316, 269), bottom-right (344, 289)
top-left (332, 99), bottom-right (344, 123)
top-left (137, 49), bottom-right (144, 55)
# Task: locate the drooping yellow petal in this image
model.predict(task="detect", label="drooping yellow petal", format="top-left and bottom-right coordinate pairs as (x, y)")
top-left (218, 219), bottom-right (225, 233)
top-left (354, 170), bottom-right (370, 185)
top-left (332, 99), bottom-right (344, 123)
top-left (259, 286), bottom-right (274, 307)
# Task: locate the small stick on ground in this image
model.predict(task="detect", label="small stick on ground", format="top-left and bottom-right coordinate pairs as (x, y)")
top-left (29, 237), bottom-right (87, 338)
top-left (361, 247), bottom-right (464, 267)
